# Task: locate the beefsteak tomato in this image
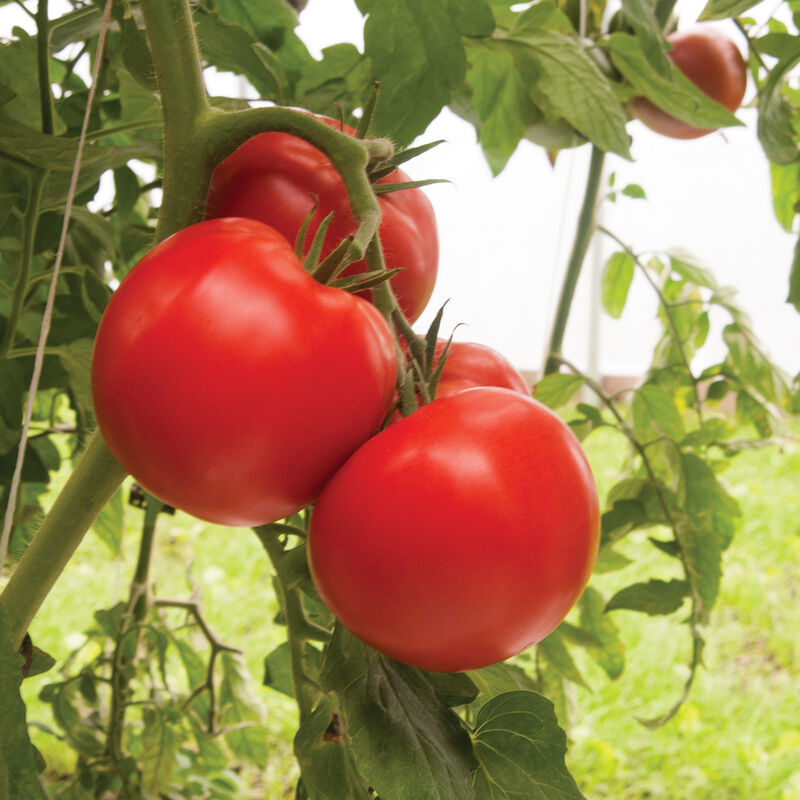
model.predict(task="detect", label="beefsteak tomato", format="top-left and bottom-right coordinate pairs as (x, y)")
top-left (91, 218), bottom-right (396, 526)
top-left (205, 114), bottom-right (438, 323)
top-left (631, 27), bottom-right (747, 139)
top-left (308, 387), bottom-right (600, 672)
top-left (430, 339), bottom-right (529, 398)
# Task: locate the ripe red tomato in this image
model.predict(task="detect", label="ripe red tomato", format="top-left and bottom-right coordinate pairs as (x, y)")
top-left (308, 387), bottom-right (600, 672)
top-left (205, 115), bottom-right (438, 323)
top-left (631, 27), bottom-right (747, 139)
top-left (431, 339), bottom-right (529, 398)
top-left (91, 218), bottom-right (397, 527)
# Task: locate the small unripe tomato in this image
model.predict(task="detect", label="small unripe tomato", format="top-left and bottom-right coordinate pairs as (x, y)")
top-left (630, 27), bottom-right (747, 139)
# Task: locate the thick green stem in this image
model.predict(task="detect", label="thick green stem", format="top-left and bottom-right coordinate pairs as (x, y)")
top-left (139, 0), bottom-right (213, 241)
top-left (204, 108), bottom-right (383, 264)
top-left (543, 145), bottom-right (606, 376)
top-left (36, 0), bottom-right (55, 135)
top-left (0, 430), bottom-right (127, 650)
top-left (0, 169), bottom-right (48, 358)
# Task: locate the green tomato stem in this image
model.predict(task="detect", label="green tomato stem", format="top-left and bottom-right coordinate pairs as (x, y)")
top-left (36, 0), bottom-right (55, 136)
top-left (0, 430), bottom-right (127, 650)
top-left (543, 145), bottom-right (606, 376)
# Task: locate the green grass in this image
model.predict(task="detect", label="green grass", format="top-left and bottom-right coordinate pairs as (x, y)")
top-left (12, 425), bottom-right (800, 799)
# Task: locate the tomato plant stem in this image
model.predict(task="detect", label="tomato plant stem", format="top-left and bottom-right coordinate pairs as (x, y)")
top-left (543, 145), bottom-right (606, 376)
top-left (0, 430), bottom-right (127, 650)
top-left (36, 0), bottom-right (55, 136)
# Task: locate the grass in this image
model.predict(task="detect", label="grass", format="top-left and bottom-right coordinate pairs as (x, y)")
top-left (12, 423), bottom-right (800, 799)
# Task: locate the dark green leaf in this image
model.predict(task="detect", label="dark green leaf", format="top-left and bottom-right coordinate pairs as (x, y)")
top-left (295, 698), bottom-right (372, 800)
top-left (537, 629), bottom-right (589, 688)
top-left (472, 691), bottom-right (585, 799)
top-left (295, 44), bottom-right (372, 119)
top-left (194, 6), bottom-right (287, 101)
top-left (319, 625), bottom-right (477, 800)
top-left (681, 453), bottom-right (740, 550)
top-left (362, 0), bottom-right (469, 145)
top-left (602, 251), bottom-right (635, 318)
top-left (723, 323), bottom-right (790, 407)
top-left (579, 587), bottom-right (625, 679)
top-left (757, 40), bottom-right (800, 165)
top-left (57, 339), bottom-right (94, 410)
top-left (444, 0), bottom-right (496, 36)
top-left (120, 16), bottom-right (159, 93)
top-left (0, 606), bottom-right (43, 799)
top-left (0, 358), bottom-right (23, 433)
top-left (788, 236), bottom-right (800, 312)
top-left (421, 670), bottom-right (480, 707)
top-left (606, 579), bottom-right (689, 615)
top-left (534, 373), bottom-right (584, 408)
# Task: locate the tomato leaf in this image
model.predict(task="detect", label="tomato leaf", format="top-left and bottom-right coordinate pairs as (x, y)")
top-left (294, 697), bottom-right (372, 800)
top-left (538, 628), bottom-right (589, 689)
top-left (319, 625), bottom-right (478, 800)
top-left (534, 373), bottom-right (584, 409)
top-left (219, 651), bottom-right (270, 765)
top-left (788, 236), bottom-right (800, 312)
top-left (91, 487), bottom-right (125, 556)
top-left (579, 587), bottom-right (626, 680)
top-left (619, 0), bottom-right (671, 76)
top-left (471, 691), bottom-right (585, 799)
top-left (467, 662), bottom-right (539, 713)
top-left (601, 251), bottom-right (635, 318)
top-left (698, 0), bottom-right (762, 19)
top-left (140, 707), bottom-right (179, 795)
top-left (606, 33), bottom-right (743, 130)
top-left (605, 578), bottom-right (689, 615)
top-left (770, 162), bottom-right (800, 233)
top-left (359, 0), bottom-right (475, 146)
top-left (675, 517), bottom-right (721, 623)
top-left (0, 606), bottom-right (47, 798)
top-left (632, 384), bottom-right (685, 442)
top-left (756, 39), bottom-right (800, 165)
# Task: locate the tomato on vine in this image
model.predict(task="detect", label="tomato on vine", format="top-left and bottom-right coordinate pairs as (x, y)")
top-left (205, 114), bottom-right (439, 323)
top-left (91, 218), bottom-right (397, 527)
top-left (308, 387), bottom-right (600, 673)
top-left (631, 27), bottom-right (747, 139)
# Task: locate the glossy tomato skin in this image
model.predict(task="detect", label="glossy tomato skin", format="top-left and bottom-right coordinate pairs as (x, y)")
top-left (432, 339), bottom-right (529, 398)
top-left (92, 218), bottom-right (396, 527)
top-left (308, 387), bottom-right (600, 672)
top-left (205, 115), bottom-right (438, 323)
top-left (631, 27), bottom-right (747, 139)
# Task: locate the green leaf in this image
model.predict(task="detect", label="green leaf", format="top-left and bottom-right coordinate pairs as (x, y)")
top-left (0, 606), bottom-right (43, 799)
top-left (0, 358), bottom-right (23, 433)
top-left (472, 691), bottom-right (585, 799)
top-left (421, 670), bottom-right (480, 707)
top-left (606, 579), bottom-right (689, 615)
top-left (92, 488), bottom-right (125, 556)
top-left (295, 698), bottom-right (372, 800)
top-left (219, 651), bottom-right (270, 764)
top-left (602, 251), bottom-right (635, 318)
top-left (593, 547), bottom-right (633, 573)
top-left (579, 587), bottom-right (625, 679)
top-left (295, 44), bottom-right (372, 119)
top-left (633, 383), bottom-right (685, 442)
top-left (140, 707), bottom-right (178, 795)
top-left (680, 453), bottom-right (740, 551)
top-left (509, 31), bottom-right (631, 158)
top-left (209, 0), bottom-right (299, 39)
top-left (534, 373), bottom-right (584, 408)
top-left (723, 323), bottom-right (790, 407)
top-left (607, 33), bottom-right (743, 130)
top-left (622, 183), bottom-right (646, 198)
top-left (194, 6), bottom-right (287, 101)
top-left (463, 38), bottom-right (538, 175)
top-left (362, 0), bottom-right (470, 145)
top-left (537, 628), bottom-right (589, 688)
top-left (676, 517), bottom-right (721, 621)
top-left (699, 0), bottom-right (762, 19)
top-left (667, 250), bottom-right (718, 290)
top-left (263, 640), bottom-right (322, 699)
top-left (57, 338), bottom-right (95, 410)
top-left (619, 0), bottom-right (671, 76)
top-left (756, 39), bottom-right (800, 165)
top-left (770, 161), bottom-right (800, 233)
top-left (789, 236), bottom-right (800, 312)
top-left (319, 625), bottom-right (477, 800)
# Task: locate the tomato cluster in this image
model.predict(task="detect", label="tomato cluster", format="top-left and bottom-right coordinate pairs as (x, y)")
top-left (91, 118), bottom-right (600, 672)
top-left (631, 26), bottom-right (747, 139)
